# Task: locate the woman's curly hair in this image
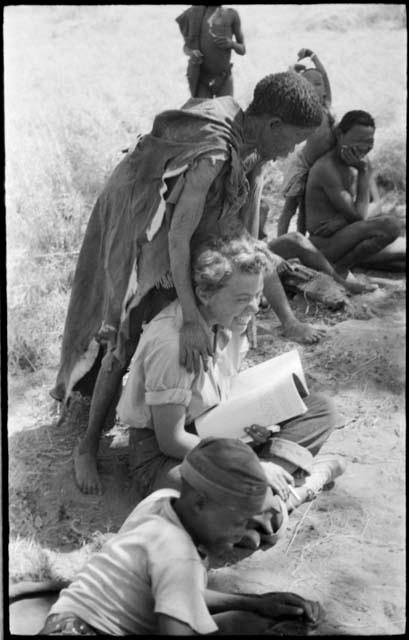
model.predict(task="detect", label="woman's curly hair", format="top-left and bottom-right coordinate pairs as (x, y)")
top-left (192, 234), bottom-right (274, 294)
top-left (246, 71), bottom-right (323, 128)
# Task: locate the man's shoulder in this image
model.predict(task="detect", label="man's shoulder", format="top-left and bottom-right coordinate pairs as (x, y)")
top-left (120, 491), bottom-right (197, 555)
top-left (120, 490), bottom-right (180, 533)
top-left (310, 152), bottom-right (338, 180)
top-left (182, 95), bottom-right (241, 117)
top-left (223, 7), bottom-right (240, 19)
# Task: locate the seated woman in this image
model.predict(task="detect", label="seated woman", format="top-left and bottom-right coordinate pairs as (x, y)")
top-left (305, 110), bottom-right (405, 274)
top-left (117, 235), bottom-right (344, 546)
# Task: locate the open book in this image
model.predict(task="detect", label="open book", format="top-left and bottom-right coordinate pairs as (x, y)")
top-left (195, 350), bottom-right (309, 441)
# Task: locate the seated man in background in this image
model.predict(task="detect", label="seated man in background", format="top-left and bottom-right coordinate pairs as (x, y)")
top-left (305, 110), bottom-right (405, 275)
top-left (39, 438), bottom-right (322, 635)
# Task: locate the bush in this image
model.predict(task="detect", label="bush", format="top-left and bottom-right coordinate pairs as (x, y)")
top-left (302, 4), bottom-right (406, 32)
top-left (372, 126), bottom-right (406, 194)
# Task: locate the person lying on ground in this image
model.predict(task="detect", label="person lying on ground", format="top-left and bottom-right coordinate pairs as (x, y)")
top-left (176, 5), bottom-right (245, 98)
top-left (52, 72), bottom-right (328, 494)
top-left (116, 235), bottom-right (344, 542)
top-left (305, 109), bottom-right (405, 276)
top-left (39, 438), bottom-right (323, 636)
top-left (277, 48), bottom-right (336, 236)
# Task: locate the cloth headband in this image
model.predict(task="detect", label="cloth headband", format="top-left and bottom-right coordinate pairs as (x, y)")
top-left (180, 456), bottom-right (267, 513)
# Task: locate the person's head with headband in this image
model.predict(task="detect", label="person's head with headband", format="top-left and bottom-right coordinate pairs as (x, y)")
top-left (173, 437), bottom-right (269, 554)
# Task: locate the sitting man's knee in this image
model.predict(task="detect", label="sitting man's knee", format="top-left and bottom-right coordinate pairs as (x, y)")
top-left (384, 216), bottom-right (401, 242)
top-left (373, 216), bottom-right (401, 243)
top-left (286, 231), bottom-right (306, 245)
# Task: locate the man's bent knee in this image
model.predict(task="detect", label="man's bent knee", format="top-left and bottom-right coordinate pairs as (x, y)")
top-left (371, 216), bottom-right (401, 243)
top-left (286, 231), bottom-right (306, 245)
top-left (268, 230), bottom-right (311, 257)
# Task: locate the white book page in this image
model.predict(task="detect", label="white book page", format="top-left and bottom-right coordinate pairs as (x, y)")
top-left (196, 351), bottom-right (308, 439)
top-left (230, 350), bottom-right (308, 399)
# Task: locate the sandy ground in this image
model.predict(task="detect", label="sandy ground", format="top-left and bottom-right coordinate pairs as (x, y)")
top-left (8, 271), bottom-right (405, 635)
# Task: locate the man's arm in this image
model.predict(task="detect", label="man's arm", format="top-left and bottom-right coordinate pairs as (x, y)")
top-left (157, 614), bottom-right (196, 635)
top-left (241, 160), bottom-right (325, 345)
top-left (176, 8), bottom-right (203, 62)
top-left (240, 161), bottom-right (267, 236)
top-left (205, 589), bottom-right (321, 623)
top-left (297, 48), bottom-right (332, 106)
top-left (212, 9), bottom-right (246, 55)
top-left (310, 52), bottom-right (332, 106)
top-left (367, 171), bottom-right (385, 217)
top-left (231, 9), bottom-right (246, 55)
top-left (169, 158), bottom-right (224, 372)
top-left (151, 404), bottom-right (200, 459)
top-left (183, 44), bottom-right (203, 63)
top-left (317, 159), bottom-right (371, 223)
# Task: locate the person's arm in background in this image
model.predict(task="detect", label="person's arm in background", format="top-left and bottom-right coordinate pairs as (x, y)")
top-left (157, 615), bottom-right (196, 635)
top-left (230, 9), bottom-right (246, 55)
top-left (182, 44), bottom-right (203, 64)
top-left (367, 171), bottom-right (391, 217)
top-left (240, 162), bottom-right (326, 346)
top-left (297, 48), bottom-right (332, 107)
top-left (212, 9), bottom-right (246, 55)
top-left (169, 158), bottom-right (225, 373)
top-left (176, 7), bottom-right (203, 63)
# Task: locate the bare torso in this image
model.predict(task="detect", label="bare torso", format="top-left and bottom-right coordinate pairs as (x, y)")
top-left (199, 7), bottom-right (237, 74)
top-left (305, 150), bottom-right (354, 235)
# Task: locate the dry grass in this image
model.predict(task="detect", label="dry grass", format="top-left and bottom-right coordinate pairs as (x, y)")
top-left (9, 533), bottom-right (112, 584)
top-left (5, 4), bottom-right (406, 370)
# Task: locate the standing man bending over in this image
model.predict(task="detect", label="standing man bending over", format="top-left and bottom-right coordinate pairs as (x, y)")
top-left (52, 72), bottom-right (325, 495)
top-left (176, 5), bottom-right (245, 98)
top-left (305, 110), bottom-right (405, 275)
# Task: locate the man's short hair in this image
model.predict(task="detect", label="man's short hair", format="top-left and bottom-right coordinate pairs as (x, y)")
top-left (192, 234), bottom-right (269, 294)
top-left (338, 110), bottom-right (375, 134)
top-left (246, 71), bottom-right (323, 128)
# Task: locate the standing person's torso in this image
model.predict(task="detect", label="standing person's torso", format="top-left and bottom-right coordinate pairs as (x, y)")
top-left (199, 7), bottom-right (235, 74)
top-left (305, 152), bottom-right (354, 235)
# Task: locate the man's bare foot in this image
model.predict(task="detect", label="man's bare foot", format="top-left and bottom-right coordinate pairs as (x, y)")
top-left (282, 320), bottom-right (326, 345)
top-left (73, 441), bottom-right (104, 495)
